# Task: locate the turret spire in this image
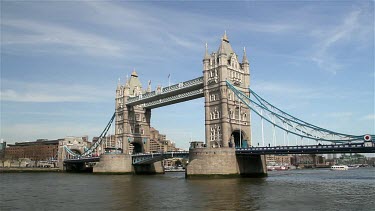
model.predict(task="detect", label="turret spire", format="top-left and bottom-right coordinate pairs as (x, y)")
top-left (204, 42), bottom-right (210, 60)
top-left (117, 77), bottom-right (121, 89)
top-left (222, 30), bottom-right (229, 42)
top-left (242, 47), bottom-right (249, 64)
top-left (217, 31), bottom-right (233, 56)
top-left (131, 68), bottom-right (138, 77)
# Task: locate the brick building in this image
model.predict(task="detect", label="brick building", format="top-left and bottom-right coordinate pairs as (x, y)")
top-left (149, 127), bottom-right (176, 152)
top-left (266, 155), bottom-right (292, 165)
top-left (5, 139), bottom-right (60, 161)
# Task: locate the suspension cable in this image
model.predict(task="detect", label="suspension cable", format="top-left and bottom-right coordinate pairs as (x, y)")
top-left (226, 81), bottom-right (372, 143)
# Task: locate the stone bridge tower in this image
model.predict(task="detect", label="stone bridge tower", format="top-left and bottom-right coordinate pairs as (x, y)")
top-left (203, 32), bottom-right (251, 148)
top-left (187, 33), bottom-right (265, 178)
top-left (115, 70), bottom-right (151, 154)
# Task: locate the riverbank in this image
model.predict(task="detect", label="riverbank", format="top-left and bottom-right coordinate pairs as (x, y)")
top-left (0, 167), bottom-right (61, 173)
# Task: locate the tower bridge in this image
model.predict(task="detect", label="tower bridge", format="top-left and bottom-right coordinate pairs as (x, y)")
top-left (62, 32), bottom-right (374, 177)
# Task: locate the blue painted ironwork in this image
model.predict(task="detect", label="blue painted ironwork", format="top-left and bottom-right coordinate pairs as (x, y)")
top-left (126, 76), bottom-right (204, 108)
top-left (63, 113), bottom-right (116, 158)
top-left (226, 81), bottom-right (374, 143)
top-left (132, 151), bottom-right (189, 165)
top-left (64, 151), bottom-right (189, 165)
top-left (143, 89), bottom-right (204, 109)
top-left (236, 142), bottom-right (375, 155)
top-left (64, 157), bottom-right (100, 164)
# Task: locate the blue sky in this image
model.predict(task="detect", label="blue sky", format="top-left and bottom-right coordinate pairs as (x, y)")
top-left (1, 1), bottom-right (374, 150)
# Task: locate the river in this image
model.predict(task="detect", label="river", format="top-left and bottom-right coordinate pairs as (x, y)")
top-left (1, 168), bottom-right (374, 211)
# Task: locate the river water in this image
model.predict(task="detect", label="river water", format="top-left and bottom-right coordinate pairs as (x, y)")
top-left (1, 168), bottom-right (374, 211)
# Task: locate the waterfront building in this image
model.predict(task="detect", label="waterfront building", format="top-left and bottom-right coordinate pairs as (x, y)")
top-left (5, 139), bottom-right (60, 161)
top-left (2, 136), bottom-right (90, 168)
top-left (163, 157), bottom-right (184, 167)
top-left (266, 155), bottom-right (293, 166)
top-left (149, 127), bottom-right (177, 153)
top-left (291, 154), bottom-right (326, 167)
top-left (336, 154), bottom-right (368, 165)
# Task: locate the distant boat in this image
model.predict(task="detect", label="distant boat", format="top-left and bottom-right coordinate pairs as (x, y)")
top-left (348, 165), bottom-right (360, 169)
top-left (330, 165), bottom-right (349, 170)
top-left (267, 165), bottom-right (288, 171)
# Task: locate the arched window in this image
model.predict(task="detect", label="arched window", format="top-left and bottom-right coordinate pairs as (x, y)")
top-left (210, 127), bottom-right (215, 141)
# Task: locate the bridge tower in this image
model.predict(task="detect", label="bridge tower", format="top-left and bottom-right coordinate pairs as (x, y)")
top-left (115, 70), bottom-right (152, 154)
top-left (203, 31), bottom-right (251, 148)
top-left (187, 32), bottom-right (266, 178)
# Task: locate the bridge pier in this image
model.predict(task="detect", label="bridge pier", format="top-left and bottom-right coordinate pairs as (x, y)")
top-left (64, 162), bottom-right (93, 173)
top-left (93, 154), bottom-right (165, 174)
top-left (93, 154), bottom-right (134, 174)
top-left (133, 161), bottom-right (164, 175)
top-left (236, 154), bottom-right (267, 177)
top-left (186, 148), bottom-right (267, 178)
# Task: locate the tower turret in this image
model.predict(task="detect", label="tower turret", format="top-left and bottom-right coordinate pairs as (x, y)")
top-left (203, 32), bottom-right (251, 148)
top-left (242, 47), bottom-right (249, 74)
top-left (116, 78), bottom-right (121, 98)
top-left (124, 80), bottom-right (130, 97)
top-left (203, 43), bottom-right (210, 71)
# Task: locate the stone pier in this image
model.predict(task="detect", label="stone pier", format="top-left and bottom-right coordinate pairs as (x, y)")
top-left (133, 161), bottom-right (164, 175)
top-left (93, 154), bottom-right (133, 174)
top-left (186, 147), bottom-right (267, 178)
top-left (93, 154), bottom-right (165, 174)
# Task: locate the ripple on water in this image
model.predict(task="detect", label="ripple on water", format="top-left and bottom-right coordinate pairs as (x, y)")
top-left (0, 169), bottom-right (374, 210)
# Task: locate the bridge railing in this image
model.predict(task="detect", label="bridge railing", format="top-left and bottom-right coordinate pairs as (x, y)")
top-left (126, 76), bottom-right (203, 104)
top-left (143, 89), bottom-right (203, 108)
top-left (235, 142), bottom-right (375, 154)
top-left (236, 143), bottom-right (364, 151)
top-left (132, 151), bottom-right (189, 164)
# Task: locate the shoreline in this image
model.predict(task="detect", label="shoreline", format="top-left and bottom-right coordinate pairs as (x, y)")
top-left (0, 167), bottom-right (61, 173)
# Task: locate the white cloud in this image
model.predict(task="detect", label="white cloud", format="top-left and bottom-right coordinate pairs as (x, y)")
top-left (310, 9), bottom-right (367, 74)
top-left (0, 80), bottom-right (113, 103)
top-left (1, 1), bottom-right (299, 61)
top-left (2, 19), bottom-right (126, 57)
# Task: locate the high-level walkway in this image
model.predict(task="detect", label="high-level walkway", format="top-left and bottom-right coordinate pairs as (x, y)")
top-left (126, 76), bottom-right (203, 109)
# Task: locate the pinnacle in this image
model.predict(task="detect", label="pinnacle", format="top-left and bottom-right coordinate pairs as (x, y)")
top-left (222, 30), bottom-right (229, 42)
top-left (131, 69), bottom-right (138, 77)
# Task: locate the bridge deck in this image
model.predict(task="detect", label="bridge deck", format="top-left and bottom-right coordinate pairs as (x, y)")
top-left (64, 143), bottom-right (374, 164)
top-left (235, 143), bottom-right (375, 155)
top-left (126, 77), bottom-right (203, 109)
